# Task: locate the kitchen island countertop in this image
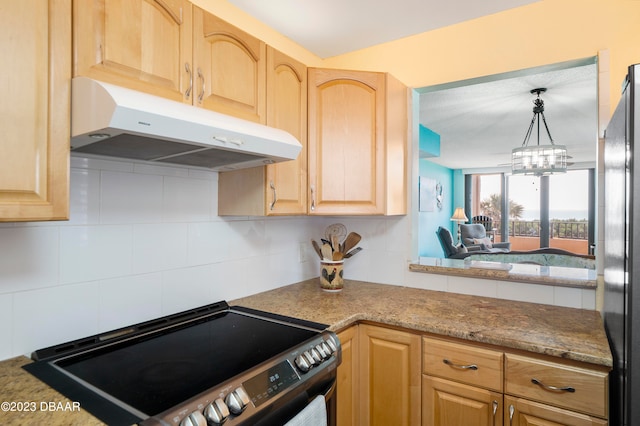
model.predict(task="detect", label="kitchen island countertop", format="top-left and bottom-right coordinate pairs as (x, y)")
top-left (0, 279), bottom-right (611, 425)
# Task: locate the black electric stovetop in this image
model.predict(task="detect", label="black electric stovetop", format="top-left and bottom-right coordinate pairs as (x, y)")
top-left (24, 302), bottom-right (327, 423)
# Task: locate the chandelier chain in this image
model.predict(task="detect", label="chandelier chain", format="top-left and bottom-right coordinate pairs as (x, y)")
top-left (521, 92), bottom-right (555, 147)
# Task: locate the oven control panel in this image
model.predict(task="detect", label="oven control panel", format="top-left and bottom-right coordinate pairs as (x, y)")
top-left (143, 331), bottom-right (341, 426)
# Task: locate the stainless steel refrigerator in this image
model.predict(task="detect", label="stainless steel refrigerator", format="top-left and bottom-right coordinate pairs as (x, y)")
top-left (604, 63), bottom-right (640, 426)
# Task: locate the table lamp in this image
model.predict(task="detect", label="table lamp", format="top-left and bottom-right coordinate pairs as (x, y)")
top-left (450, 207), bottom-right (468, 244)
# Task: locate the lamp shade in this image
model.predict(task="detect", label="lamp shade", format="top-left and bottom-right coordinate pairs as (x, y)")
top-left (512, 144), bottom-right (567, 175)
top-left (450, 207), bottom-right (468, 222)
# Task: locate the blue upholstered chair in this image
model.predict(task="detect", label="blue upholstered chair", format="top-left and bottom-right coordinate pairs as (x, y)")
top-left (460, 223), bottom-right (511, 252)
top-left (436, 226), bottom-right (470, 259)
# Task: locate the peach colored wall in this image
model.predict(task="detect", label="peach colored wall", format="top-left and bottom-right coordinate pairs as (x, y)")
top-left (323, 0), bottom-right (640, 115)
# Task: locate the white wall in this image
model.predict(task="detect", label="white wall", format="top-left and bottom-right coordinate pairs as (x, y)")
top-left (0, 155), bottom-right (595, 362)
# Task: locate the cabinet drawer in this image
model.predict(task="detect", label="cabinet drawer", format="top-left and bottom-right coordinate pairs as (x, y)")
top-left (423, 337), bottom-right (503, 392)
top-left (505, 354), bottom-right (608, 418)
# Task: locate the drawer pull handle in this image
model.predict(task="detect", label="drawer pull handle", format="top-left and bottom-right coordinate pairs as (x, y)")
top-left (531, 378), bottom-right (576, 393)
top-left (509, 404), bottom-right (515, 426)
top-left (443, 359), bottom-right (478, 370)
top-left (197, 67), bottom-right (205, 103)
top-left (185, 62), bottom-right (193, 99)
top-left (269, 181), bottom-right (277, 210)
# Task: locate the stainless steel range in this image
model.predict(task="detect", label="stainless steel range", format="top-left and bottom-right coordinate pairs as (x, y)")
top-left (24, 301), bottom-right (341, 426)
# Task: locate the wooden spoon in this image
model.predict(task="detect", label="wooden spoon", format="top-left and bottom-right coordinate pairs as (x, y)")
top-left (311, 239), bottom-right (323, 259)
top-left (331, 235), bottom-right (340, 254)
top-left (321, 243), bottom-right (333, 261)
top-left (342, 232), bottom-right (361, 253)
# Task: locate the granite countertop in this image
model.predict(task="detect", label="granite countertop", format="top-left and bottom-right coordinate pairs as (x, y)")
top-left (409, 257), bottom-right (597, 288)
top-left (0, 279), bottom-right (611, 425)
top-left (232, 279), bottom-right (611, 367)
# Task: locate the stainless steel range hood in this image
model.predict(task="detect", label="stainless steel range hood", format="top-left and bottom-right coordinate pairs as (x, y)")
top-left (70, 77), bottom-right (301, 171)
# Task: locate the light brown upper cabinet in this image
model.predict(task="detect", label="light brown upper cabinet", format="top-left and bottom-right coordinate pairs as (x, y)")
top-left (218, 47), bottom-right (307, 215)
top-left (73, 0), bottom-right (193, 103)
top-left (0, 0), bottom-right (71, 222)
top-left (193, 8), bottom-right (266, 123)
top-left (74, 2), bottom-right (266, 122)
top-left (308, 68), bottom-right (407, 215)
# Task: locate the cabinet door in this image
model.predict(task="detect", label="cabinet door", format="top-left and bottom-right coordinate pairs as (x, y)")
top-left (308, 68), bottom-right (386, 215)
top-left (264, 47), bottom-right (307, 214)
top-left (0, 0), bottom-right (70, 221)
top-left (74, 0), bottom-right (192, 102)
top-left (359, 324), bottom-right (421, 425)
top-left (423, 376), bottom-right (502, 426)
top-left (505, 396), bottom-right (607, 426)
top-left (218, 46), bottom-right (307, 216)
top-left (337, 326), bottom-right (359, 426)
top-left (193, 7), bottom-right (266, 123)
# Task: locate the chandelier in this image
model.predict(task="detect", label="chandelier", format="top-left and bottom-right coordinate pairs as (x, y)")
top-left (512, 88), bottom-right (567, 175)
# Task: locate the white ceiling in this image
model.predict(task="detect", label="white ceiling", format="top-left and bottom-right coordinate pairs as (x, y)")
top-left (226, 0), bottom-right (598, 171)
top-left (419, 62), bottom-right (598, 170)
top-left (227, 0), bottom-right (540, 59)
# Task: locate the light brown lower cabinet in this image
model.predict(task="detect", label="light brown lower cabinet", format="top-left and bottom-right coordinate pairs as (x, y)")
top-left (337, 326), bottom-right (359, 426)
top-left (504, 396), bottom-right (607, 426)
top-left (422, 375), bottom-right (502, 426)
top-left (358, 324), bottom-right (422, 426)
top-left (335, 329), bottom-right (608, 426)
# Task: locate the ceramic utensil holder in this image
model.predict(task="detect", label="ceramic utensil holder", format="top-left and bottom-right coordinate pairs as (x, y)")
top-left (320, 260), bottom-right (344, 292)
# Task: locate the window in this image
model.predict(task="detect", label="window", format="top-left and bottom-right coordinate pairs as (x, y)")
top-left (508, 174), bottom-right (542, 250)
top-left (468, 169), bottom-right (593, 254)
top-left (548, 170), bottom-right (590, 254)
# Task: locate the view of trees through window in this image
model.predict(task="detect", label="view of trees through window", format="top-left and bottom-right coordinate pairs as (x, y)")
top-left (472, 170), bottom-right (591, 254)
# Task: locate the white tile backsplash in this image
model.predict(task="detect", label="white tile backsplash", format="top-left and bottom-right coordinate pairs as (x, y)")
top-left (100, 171), bottom-right (164, 224)
top-left (13, 282), bottom-right (100, 356)
top-left (163, 176), bottom-right (214, 222)
top-left (447, 276), bottom-right (498, 298)
top-left (552, 286), bottom-right (585, 309)
top-left (496, 280), bottom-right (555, 305)
top-left (98, 273), bottom-right (163, 331)
top-left (59, 225), bottom-right (133, 284)
top-left (0, 294), bottom-right (13, 360)
top-left (0, 227), bottom-right (59, 294)
top-left (68, 168), bottom-right (100, 225)
top-left (0, 156), bottom-right (597, 361)
top-left (161, 265), bottom-right (218, 315)
top-left (133, 223), bottom-right (188, 274)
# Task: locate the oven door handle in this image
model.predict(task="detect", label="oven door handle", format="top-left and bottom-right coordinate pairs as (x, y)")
top-left (323, 379), bottom-right (337, 402)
